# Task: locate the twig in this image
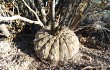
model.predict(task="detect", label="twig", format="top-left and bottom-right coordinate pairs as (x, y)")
top-left (82, 65), bottom-right (110, 70)
top-left (40, 8), bottom-right (47, 24)
top-left (69, 0), bottom-right (88, 30)
top-left (52, 0), bottom-right (55, 21)
top-left (37, 0), bottom-right (47, 24)
top-left (0, 15), bottom-right (44, 27)
top-left (51, 0), bottom-right (56, 33)
top-left (22, 0), bottom-right (40, 21)
top-left (22, 0), bottom-right (44, 27)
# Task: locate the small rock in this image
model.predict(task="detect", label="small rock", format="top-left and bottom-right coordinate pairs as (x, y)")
top-left (0, 41), bottom-right (11, 53)
top-left (0, 24), bottom-right (10, 37)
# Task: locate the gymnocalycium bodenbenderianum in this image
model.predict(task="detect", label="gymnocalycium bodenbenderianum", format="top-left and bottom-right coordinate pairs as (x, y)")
top-left (33, 0), bottom-right (88, 65)
top-left (0, 0), bottom-right (88, 65)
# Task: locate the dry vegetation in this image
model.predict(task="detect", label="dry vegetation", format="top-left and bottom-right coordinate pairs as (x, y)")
top-left (0, 0), bottom-right (110, 70)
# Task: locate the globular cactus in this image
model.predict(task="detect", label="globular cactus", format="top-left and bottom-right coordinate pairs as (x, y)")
top-left (33, 0), bottom-right (88, 65)
top-left (34, 26), bottom-right (80, 64)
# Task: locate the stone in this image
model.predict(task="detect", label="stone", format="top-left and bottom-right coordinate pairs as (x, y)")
top-left (0, 41), bottom-right (11, 53)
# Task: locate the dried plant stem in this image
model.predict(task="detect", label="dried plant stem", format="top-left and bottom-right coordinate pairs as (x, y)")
top-left (40, 8), bottom-right (47, 24)
top-left (0, 15), bottom-right (44, 37)
top-left (22, 0), bottom-right (44, 27)
top-left (70, 0), bottom-right (88, 30)
top-left (22, 0), bottom-right (40, 21)
top-left (70, 13), bottom-right (83, 30)
top-left (22, 0), bottom-right (45, 27)
top-left (0, 15), bottom-right (44, 27)
top-left (51, 0), bottom-right (56, 33)
top-left (37, 0), bottom-right (47, 24)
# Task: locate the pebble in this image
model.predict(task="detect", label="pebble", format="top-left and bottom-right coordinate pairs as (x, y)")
top-left (0, 41), bottom-right (11, 53)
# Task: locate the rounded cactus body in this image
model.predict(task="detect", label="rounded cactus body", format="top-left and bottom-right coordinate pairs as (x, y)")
top-left (34, 26), bottom-right (80, 64)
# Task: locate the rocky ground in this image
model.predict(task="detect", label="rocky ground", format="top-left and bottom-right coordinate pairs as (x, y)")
top-left (0, 0), bottom-right (110, 70)
top-left (0, 34), bottom-right (110, 70)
